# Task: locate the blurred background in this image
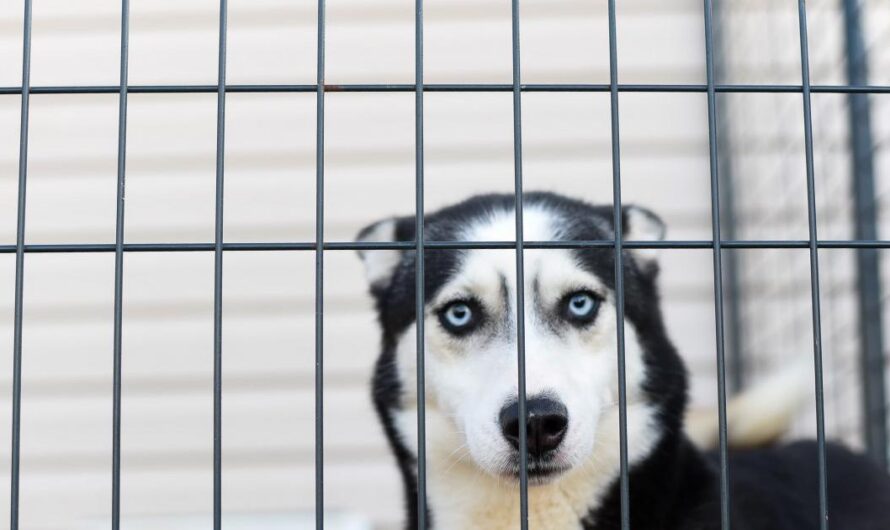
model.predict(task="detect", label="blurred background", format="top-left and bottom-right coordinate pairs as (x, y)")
top-left (0, 0), bottom-right (888, 528)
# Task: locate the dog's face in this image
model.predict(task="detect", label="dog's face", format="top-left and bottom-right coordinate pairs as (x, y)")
top-left (357, 193), bottom-right (683, 488)
top-left (410, 242), bottom-right (627, 484)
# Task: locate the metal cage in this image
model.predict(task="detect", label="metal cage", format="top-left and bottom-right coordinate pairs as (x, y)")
top-left (3, 0), bottom-right (889, 529)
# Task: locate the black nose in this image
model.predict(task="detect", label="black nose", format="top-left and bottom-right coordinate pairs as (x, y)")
top-left (499, 397), bottom-right (569, 457)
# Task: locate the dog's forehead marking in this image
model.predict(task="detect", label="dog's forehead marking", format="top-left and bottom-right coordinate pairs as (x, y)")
top-left (460, 203), bottom-right (558, 242)
top-left (434, 204), bottom-right (608, 307)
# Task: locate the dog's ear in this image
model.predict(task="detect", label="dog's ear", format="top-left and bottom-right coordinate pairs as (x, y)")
top-left (622, 205), bottom-right (666, 277)
top-left (355, 216), bottom-right (415, 296)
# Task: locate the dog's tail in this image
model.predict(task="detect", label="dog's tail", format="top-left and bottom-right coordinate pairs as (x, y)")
top-left (685, 358), bottom-right (813, 450)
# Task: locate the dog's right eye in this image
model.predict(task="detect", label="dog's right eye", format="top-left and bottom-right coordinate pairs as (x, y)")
top-left (438, 300), bottom-right (481, 335)
top-left (560, 290), bottom-right (601, 326)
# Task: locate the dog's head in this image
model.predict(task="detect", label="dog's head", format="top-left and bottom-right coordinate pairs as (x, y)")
top-left (356, 193), bottom-right (686, 486)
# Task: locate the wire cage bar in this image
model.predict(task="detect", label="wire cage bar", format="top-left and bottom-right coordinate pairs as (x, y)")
top-left (605, 0), bottom-right (631, 527)
top-left (10, 1), bottom-right (32, 529)
top-left (796, 2), bottom-right (830, 528)
top-left (2, 83), bottom-right (890, 96)
top-left (702, 0), bottom-right (731, 527)
top-left (314, 0), bottom-right (327, 527)
top-left (413, 0), bottom-right (429, 527)
top-left (4, 239), bottom-right (890, 255)
top-left (211, 1), bottom-right (229, 529)
top-left (509, 0), bottom-right (531, 526)
top-left (110, 0), bottom-right (130, 528)
top-left (5, 0), bottom-right (887, 528)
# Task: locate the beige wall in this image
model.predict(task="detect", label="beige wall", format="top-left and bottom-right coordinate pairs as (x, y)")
top-left (0, 0), bottom-right (887, 528)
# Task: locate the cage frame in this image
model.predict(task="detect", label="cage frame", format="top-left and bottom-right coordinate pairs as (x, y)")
top-left (4, 0), bottom-right (890, 529)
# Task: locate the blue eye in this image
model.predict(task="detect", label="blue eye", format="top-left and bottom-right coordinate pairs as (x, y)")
top-left (438, 300), bottom-right (481, 335)
top-left (564, 292), bottom-right (600, 323)
top-left (445, 303), bottom-right (472, 327)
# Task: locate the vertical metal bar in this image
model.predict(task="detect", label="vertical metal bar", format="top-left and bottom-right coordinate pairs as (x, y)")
top-left (841, 0), bottom-right (888, 469)
top-left (314, 0), bottom-right (326, 525)
top-left (213, 0), bottom-right (228, 528)
top-left (710, 0), bottom-right (745, 395)
top-left (796, 1), bottom-right (829, 528)
top-left (10, 1), bottom-right (32, 528)
top-left (111, 0), bottom-right (130, 528)
top-left (509, 0), bottom-right (529, 528)
top-left (605, 1), bottom-right (630, 528)
top-left (703, 1), bottom-right (731, 528)
top-left (413, 0), bottom-right (428, 528)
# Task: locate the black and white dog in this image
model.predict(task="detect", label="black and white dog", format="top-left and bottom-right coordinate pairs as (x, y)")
top-left (356, 192), bottom-right (890, 530)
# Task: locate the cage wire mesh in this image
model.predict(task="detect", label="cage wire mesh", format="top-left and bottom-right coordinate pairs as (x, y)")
top-left (715, 0), bottom-right (890, 461)
top-left (0, 0), bottom-right (888, 529)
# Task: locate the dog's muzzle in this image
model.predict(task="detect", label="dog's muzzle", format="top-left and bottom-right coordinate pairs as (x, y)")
top-left (498, 396), bottom-right (569, 458)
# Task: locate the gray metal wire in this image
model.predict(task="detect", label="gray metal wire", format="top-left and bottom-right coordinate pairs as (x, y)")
top-left (2, 83), bottom-right (890, 95)
top-left (212, 1), bottom-right (229, 527)
top-left (10, 1), bottom-right (32, 529)
top-left (314, 0), bottom-right (326, 525)
top-left (796, 1), bottom-right (830, 527)
top-left (605, 0), bottom-right (630, 527)
top-left (509, 0), bottom-right (530, 526)
top-left (414, 0), bottom-right (428, 527)
top-left (702, 0), bottom-right (731, 527)
top-left (4, 239), bottom-right (890, 254)
top-left (111, 1), bottom-right (130, 528)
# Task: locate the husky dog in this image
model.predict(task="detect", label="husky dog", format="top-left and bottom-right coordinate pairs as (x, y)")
top-left (356, 192), bottom-right (890, 530)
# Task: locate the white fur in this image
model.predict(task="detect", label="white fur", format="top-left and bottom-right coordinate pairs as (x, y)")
top-left (388, 207), bottom-right (660, 529)
top-left (623, 205), bottom-right (665, 267)
top-left (356, 218), bottom-right (403, 289)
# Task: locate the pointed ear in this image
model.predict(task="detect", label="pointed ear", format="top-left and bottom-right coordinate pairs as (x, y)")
top-left (622, 205), bottom-right (666, 276)
top-left (355, 216), bottom-right (415, 295)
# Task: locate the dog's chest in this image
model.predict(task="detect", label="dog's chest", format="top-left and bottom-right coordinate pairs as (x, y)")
top-left (430, 487), bottom-right (586, 530)
top-left (426, 462), bottom-right (606, 530)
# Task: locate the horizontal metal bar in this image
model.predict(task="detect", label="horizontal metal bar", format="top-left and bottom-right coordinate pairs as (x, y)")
top-left (2, 83), bottom-right (890, 96)
top-left (3, 239), bottom-right (890, 254)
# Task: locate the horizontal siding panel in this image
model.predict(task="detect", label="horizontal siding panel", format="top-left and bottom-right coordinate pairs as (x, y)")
top-left (0, 460), bottom-right (403, 530)
top-left (3, 385), bottom-right (381, 459)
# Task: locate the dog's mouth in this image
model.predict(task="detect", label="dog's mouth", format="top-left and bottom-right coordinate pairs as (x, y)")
top-left (502, 454), bottom-right (572, 485)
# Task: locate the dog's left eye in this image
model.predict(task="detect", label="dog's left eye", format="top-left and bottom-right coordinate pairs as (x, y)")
top-left (438, 300), bottom-right (481, 335)
top-left (562, 291), bottom-right (600, 324)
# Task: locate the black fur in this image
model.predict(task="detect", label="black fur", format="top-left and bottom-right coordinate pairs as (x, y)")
top-left (358, 192), bottom-right (890, 530)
